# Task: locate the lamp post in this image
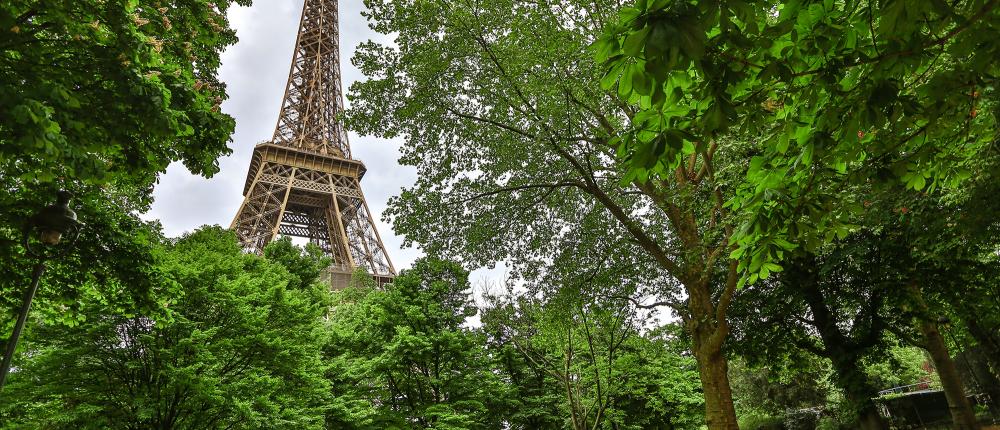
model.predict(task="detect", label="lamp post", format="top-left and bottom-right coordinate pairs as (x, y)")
top-left (0, 191), bottom-right (82, 390)
top-left (938, 316), bottom-right (984, 395)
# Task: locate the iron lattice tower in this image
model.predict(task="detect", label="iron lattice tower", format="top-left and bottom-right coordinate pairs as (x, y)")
top-left (231, 0), bottom-right (395, 287)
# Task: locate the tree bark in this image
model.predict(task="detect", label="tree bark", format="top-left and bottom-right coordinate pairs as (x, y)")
top-left (686, 276), bottom-right (740, 430)
top-left (908, 282), bottom-right (980, 430)
top-left (693, 344), bottom-right (739, 430)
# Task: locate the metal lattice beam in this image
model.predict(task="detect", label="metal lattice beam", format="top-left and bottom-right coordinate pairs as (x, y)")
top-left (272, 0), bottom-right (349, 158)
top-left (230, 0), bottom-right (395, 288)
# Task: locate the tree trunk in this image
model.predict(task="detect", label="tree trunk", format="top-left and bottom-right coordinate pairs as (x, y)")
top-left (693, 345), bottom-right (740, 430)
top-left (908, 282), bottom-right (980, 430)
top-left (919, 318), bottom-right (981, 430)
top-left (686, 276), bottom-right (740, 430)
top-left (965, 317), bottom-right (1000, 380)
top-left (833, 355), bottom-right (889, 430)
top-left (796, 261), bottom-right (889, 430)
top-left (965, 317), bottom-right (1000, 412)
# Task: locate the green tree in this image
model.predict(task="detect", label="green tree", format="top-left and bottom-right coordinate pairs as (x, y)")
top-left (347, 1), bottom-right (746, 425)
top-left (1, 0), bottom-right (248, 341)
top-left (324, 258), bottom-right (504, 429)
top-left (922, 146), bottom-right (1000, 393)
top-left (597, 2), bottom-right (1000, 426)
top-left (727, 174), bottom-right (1000, 430)
top-left (264, 236), bottom-right (333, 291)
top-left (598, 0), bottom-right (999, 282)
top-left (729, 234), bottom-right (918, 430)
top-left (0, 226), bottom-right (332, 429)
top-left (879, 185), bottom-right (1000, 429)
top-left (1, 0), bottom-right (243, 188)
top-left (482, 286), bottom-right (705, 430)
top-left (1, 190), bottom-right (173, 335)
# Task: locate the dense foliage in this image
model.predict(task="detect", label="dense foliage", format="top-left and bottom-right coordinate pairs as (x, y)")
top-left (347, 0), bottom-right (752, 425)
top-left (323, 258), bottom-right (504, 429)
top-left (598, 0), bottom-right (1000, 282)
top-left (1, 0), bottom-right (247, 340)
top-left (0, 227), bottom-right (332, 429)
top-left (1, 0), bottom-right (998, 429)
top-left (348, 0), bottom-right (1000, 428)
top-left (3, 234), bottom-right (712, 429)
top-left (482, 291), bottom-right (706, 430)
top-left (1, 0), bottom-right (243, 188)
top-left (322, 258), bottom-right (706, 429)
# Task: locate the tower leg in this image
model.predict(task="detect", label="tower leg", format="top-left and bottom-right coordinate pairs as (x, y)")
top-left (231, 163), bottom-right (294, 254)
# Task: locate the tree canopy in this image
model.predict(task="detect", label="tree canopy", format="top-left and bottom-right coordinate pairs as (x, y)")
top-left (597, 0), bottom-right (1000, 282)
top-left (1, 0), bottom-right (243, 189)
top-left (347, 0), bottom-right (1000, 428)
top-left (2, 0), bottom-right (999, 429)
top-left (1, 0), bottom-right (248, 341)
top-left (0, 227), bottom-right (332, 429)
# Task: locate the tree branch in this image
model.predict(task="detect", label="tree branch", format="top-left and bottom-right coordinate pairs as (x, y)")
top-left (453, 181), bottom-right (580, 204)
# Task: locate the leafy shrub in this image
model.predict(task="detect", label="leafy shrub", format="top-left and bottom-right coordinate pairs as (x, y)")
top-left (815, 417), bottom-right (844, 430)
top-left (784, 408), bottom-right (822, 430)
top-left (739, 411), bottom-right (784, 430)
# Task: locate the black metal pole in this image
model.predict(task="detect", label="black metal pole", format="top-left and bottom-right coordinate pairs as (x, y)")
top-left (0, 260), bottom-right (47, 391)
top-left (945, 327), bottom-right (984, 394)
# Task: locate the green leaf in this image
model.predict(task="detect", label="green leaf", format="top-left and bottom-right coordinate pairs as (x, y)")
top-left (591, 35), bottom-right (619, 62)
top-left (773, 238), bottom-right (797, 250)
top-left (632, 68), bottom-right (652, 96)
top-left (801, 142), bottom-right (815, 165)
top-left (623, 26), bottom-right (651, 57)
top-left (619, 6), bottom-right (641, 23)
top-left (678, 25), bottom-right (706, 60)
top-left (619, 64), bottom-right (636, 98)
top-left (776, 133), bottom-right (790, 154)
top-left (601, 62), bottom-right (625, 90)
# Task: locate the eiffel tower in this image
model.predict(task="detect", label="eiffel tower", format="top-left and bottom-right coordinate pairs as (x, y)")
top-left (230, 0), bottom-right (395, 288)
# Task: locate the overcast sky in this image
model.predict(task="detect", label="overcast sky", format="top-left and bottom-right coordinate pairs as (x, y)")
top-left (145, 1), bottom-right (495, 281)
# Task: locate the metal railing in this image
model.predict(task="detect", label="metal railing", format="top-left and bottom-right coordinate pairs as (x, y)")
top-left (878, 382), bottom-right (935, 397)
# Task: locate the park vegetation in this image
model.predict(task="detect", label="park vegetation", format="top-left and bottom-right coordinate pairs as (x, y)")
top-left (1, 0), bottom-right (999, 429)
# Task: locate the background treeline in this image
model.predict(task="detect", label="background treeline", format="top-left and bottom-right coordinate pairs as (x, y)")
top-left (3, 225), bottom-right (993, 429)
top-left (0, 228), bottom-right (707, 429)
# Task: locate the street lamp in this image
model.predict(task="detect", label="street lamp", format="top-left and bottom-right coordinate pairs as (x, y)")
top-left (0, 191), bottom-right (83, 390)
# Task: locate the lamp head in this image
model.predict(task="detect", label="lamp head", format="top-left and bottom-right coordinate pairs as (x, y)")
top-left (31, 191), bottom-right (81, 246)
